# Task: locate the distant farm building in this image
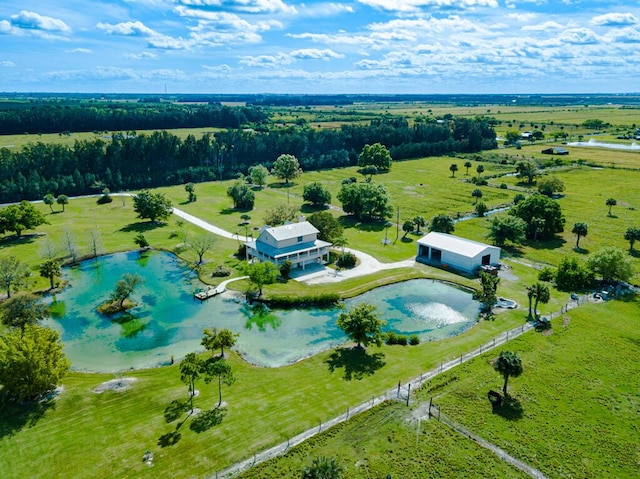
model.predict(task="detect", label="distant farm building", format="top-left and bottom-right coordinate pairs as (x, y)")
top-left (541, 147), bottom-right (569, 155)
top-left (416, 232), bottom-right (501, 275)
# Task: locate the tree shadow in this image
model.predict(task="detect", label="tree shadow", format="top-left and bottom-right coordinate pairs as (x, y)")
top-left (325, 347), bottom-right (386, 381)
top-left (157, 429), bottom-right (182, 447)
top-left (493, 395), bottom-right (524, 420)
top-left (301, 204), bottom-right (329, 214)
top-left (0, 234), bottom-right (38, 252)
top-left (400, 237), bottom-right (414, 243)
top-left (0, 393), bottom-right (56, 439)
top-left (164, 399), bottom-right (190, 423)
top-left (573, 246), bottom-right (589, 255)
top-left (119, 222), bottom-right (162, 233)
top-left (527, 236), bottom-right (566, 251)
top-left (189, 407), bottom-right (227, 433)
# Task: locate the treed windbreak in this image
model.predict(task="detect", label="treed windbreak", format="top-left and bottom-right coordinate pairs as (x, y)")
top-left (0, 115), bottom-right (496, 203)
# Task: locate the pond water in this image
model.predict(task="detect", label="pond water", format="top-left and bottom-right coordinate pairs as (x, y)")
top-left (44, 251), bottom-right (479, 372)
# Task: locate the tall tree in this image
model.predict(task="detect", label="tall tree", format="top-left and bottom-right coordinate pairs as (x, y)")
top-left (308, 211), bottom-right (343, 243)
top-left (302, 456), bottom-right (344, 479)
top-left (244, 261), bottom-right (279, 297)
top-left (202, 327), bottom-right (238, 358)
top-left (336, 302), bottom-right (386, 349)
top-left (227, 182), bottom-right (255, 210)
top-left (189, 234), bottom-right (216, 265)
top-left (624, 227), bottom-right (640, 252)
top-left (449, 163), bottom-right (458, 177)
top-left (248, 164), bottom-right (269, 188)
top-left (56, 194), bottom-right (69, 212)
top-left (526, 282), bottom-right (550, 319)
top-left (493, 351), bottom-right (523, 396)
top-left (464, 160), bottom-right (472, 175)
top-left (606, 197), bottom-right (617, 216)
top-left (572, 222), bottom-right (588, 249)
top-left (476, 164), bottom-right (485, 178)
top-left (471, 188), bottom-right (483, 205)
top-left (132, 190), bottom-right (173, 223)
top-left (109, 273), bottom-right (144, 309)
top-left (303, 182), bottom-right (332, 207)
top-left (487, 215), bottom-right (526, 246)
top-left (263, 203), bottom-right (297, 226)
top-left (337, 182), bottom-right (392, 221)
top-left (39, 259), bottom-right (61, 290)
top-left (202, 357), bottom-right (235, 408)
top-left (515, 160), bottom-right (538, 185)
top-left (0, 292), bottom-right (49, 329)
top-left (271, 154), bottom-right (302, 185)
top-left (412, 215), bottom-right (426, 234)
top-left (0, 255), bottom-right (29, 298)
top-left (473, 271), bottom-right (500, 317)
top-left (428, 214), bottom-right (455, 234)
top-left (509, 193), bottom-right (565, 240)
top-left (357, 143), bottom-right (392, 171)
top-left (402, 220), bottom-right (414, 239)
top-left (587, 246), bottom-right (634, 283)
top-left (179, 352), bottom-right (202, 412)
top-left (0, 324), bottom-right (70, 401)
top-left (0, 201), bottom-right (49, 237)
top-left (43, 193), bottom-right (56, 213)
top-left (185, 182), bottom-right (196, 202)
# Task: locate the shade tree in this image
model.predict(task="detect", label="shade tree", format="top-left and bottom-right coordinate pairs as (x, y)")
top-left (538, 177), bottom-right (565, 197)
top-left (132, 190), bottom-right (173, 223)
top-left (264, 203), bottom-right (298, 226)
top-left (0, 200), bottom-right (49, 237)
top-left (189, 234), bottom-right (216, 265)
top-left (428, 214), bottom-right (455, 234)
top-left (587, 246), bottom-right (634, 283)
top-left (0, 256), bottom-right (30, 299)
top-left (56, 194), bottom-right (69, 212)
top-left (202, 357), bottom-right (235, 408)
top-left (509, 193), bottom-right (565, 240)
top-left (555, 256), bottom-right (594, 291)
top-left (271, 154), bottom-right (302, 185)
top-left (179, 352), bottom-right (202, 412)
top-left (0, 292), bottom-right (49, 329)
top-left (572, 222), bottom-right (588, 249)
top-left (248, 164), bottom-right (269, 188)
top-left (39, 259), bottom-right (61, 290)
top-left (185, 182), bottom-right (196, 202)
top-left (43, 194), bottom-right (56, 212)
top-left (336, 302), bottom-right (386, 349)
top-left (357, 143), bottom-right (392, 171)
top-left (303, 182), bottom-right (331, 207)
top-left (487, 215), bottom-right (527, 247)
top-left (337, 182), bottom-right (392, 221)
top-left (308, 211), bottom-right (343, 243)
top-left (109, 273), bottom-right (144, 310)
top-left (0, 324), bottom-right (70, 402)
top-left (202, 327), bottom-right (238, 358)
top-left (226, 182), bottom-right (255, 210)
top-left (244, 261), bottom-right (279, 297)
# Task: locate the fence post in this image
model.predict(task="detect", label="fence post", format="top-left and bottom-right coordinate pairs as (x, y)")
top-left (346, 406), bottom-right (349, 419)
top-left (397, 381), bottom-right (401, 398)
top-left (406, 383), bottom-right (411, 407)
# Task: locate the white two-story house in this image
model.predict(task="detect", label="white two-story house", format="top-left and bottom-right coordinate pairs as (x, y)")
top-left (245, 221), bottom-right (331, 270)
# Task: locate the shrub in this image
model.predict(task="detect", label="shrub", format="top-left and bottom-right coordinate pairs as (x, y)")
top-left (397, 335), bottom-right (408, 346)
top-left (409, 334), bottom-right (420, 345)
top-left (97, 194), bottom-right (113, 204)
top-left (210, 265), bottom-right (231, 277)
top-left (500, 183), bottom-right (508, 189)
top-left (236, 244), bottom-right (247, 258)
top-left (265, 293), bottom-right (340, 308)
top-left (538, 266), bottom-right (555, 282)
top-left (336, 252), bottom-right (357, 269)
top-left (279, 260), bottom-right (293, 279)
top-left (385, 331), bottom-right (398, 345)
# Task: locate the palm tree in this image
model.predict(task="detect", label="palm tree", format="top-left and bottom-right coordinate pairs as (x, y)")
top-left (624, 227), bottom-right (640, 252)
top-left (572, 222), bottom-right (588, 249)
top-left (493, 351), bottom-right (523, 396)
top-left (302, 456), bottom-right (344, 479)
top-left (476, 164), bottom-right (485, 179)
top-left (412, 215), bottom-right (426, 234)
top-left (527, 282), bottom-right (550, 319)
top-left (464, 160), bottom-right (472, 175)
top-left (472, 188), bottom-right (483, 205)
top-left (39, 259), bottom-right (61, 290)
top-left (333, 236), bottom-right (348, 259)
top-left (449, 163), bottom-right (458, 177)
top-left (606, 198), bottom-right (617, 216)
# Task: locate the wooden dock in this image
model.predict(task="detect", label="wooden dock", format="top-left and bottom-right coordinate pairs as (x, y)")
top-left (194, 285), bottom-right (225, 301)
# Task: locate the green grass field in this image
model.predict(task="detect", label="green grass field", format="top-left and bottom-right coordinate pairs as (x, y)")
top-left (1, 103), bottom-right (639, 478)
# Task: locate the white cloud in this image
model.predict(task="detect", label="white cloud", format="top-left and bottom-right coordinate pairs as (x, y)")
top-left (289, 49), bottom-right (344, 60)
top-left (297, 3), bottom-right (354, 17)
top-left (124, 51), bottom-right (158, 59)
top-left (591, 13), bottom-right (638, 27)
top-left (605, 27), bottom-right (640, 43)
top-left (522, 21), bottom-right (564, 32)
top-left (175, 0), bottom-right (297, 14)
top-left (357, 0), bottom-right (498, 13)
top-left (97, 21), bottom-right (191, 50)
top-left (558, 28), bottom-right (599, 45)
top-left (175, 7), bottom-right (281, 32)
top-left (507, 12), bottom-right (536, 22)
top-left (10, 10), bottom-right (70, 33)
top-left (0, 60), bottom-right (16, 67)
top-left (0, 20), bottom-right (12, 34)
top-left (67, 48), bottom-right (92, 54)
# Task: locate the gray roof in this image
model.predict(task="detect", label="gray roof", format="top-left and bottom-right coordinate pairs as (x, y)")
top-left (262, 221), bottom-right (319, 242)
top-left (417, 232), bottom-right (497, 258)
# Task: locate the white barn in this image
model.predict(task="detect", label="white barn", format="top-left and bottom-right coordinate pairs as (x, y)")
top-left (416, 232), bottom-right (500, 275)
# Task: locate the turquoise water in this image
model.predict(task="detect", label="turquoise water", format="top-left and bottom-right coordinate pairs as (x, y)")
top-left (44, 251), bottom-right (479, 372)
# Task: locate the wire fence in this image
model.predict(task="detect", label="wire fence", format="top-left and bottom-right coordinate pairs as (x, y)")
top-left (428, 403), bottom-right (548, 479)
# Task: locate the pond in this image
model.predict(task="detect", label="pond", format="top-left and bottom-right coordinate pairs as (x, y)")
top-left (44, 251), bottom-right (480, 372)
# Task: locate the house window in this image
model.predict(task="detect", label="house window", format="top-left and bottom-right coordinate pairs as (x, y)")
top-left (297, 236), bottom-right (303, 242)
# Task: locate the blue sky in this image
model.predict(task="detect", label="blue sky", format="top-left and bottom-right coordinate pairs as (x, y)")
top-left (0, 1), bottom-right (639, 94)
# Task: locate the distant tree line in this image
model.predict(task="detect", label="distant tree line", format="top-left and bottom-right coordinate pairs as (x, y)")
top-left (0, 102), bottom-right (269, 135)
top-left (0, 116), bottom-right (496, 203)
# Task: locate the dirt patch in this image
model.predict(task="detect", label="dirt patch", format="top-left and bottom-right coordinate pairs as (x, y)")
top-left (93, 377), bottom-right (137, 394)
top-left (562, 315), bottom-right (571, 328)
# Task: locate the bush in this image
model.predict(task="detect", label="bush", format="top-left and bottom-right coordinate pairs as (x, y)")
top-left (385, 331), bottom-right (398, 345)
top-left (397, 335), bottom-right (408, 346)
top-left (97, 194), bottom-right (113, 204)
top-left (409, 334), bottom-right (420, 345)
top-left (538, 266), bottom-right (555, 282)
top-left (500, 183), bottom-right (508, 189)
top-left (210, 265), bottom-right (231, 277)
top-left (236, 244), bottom-right (247, 258)
top-left (336, 252), bottom-right (357, 269)
top-left (279, 260), bottom-right (293, 279)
